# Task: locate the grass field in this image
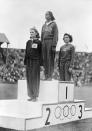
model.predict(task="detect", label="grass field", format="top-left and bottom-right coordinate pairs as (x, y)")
top-left (0, 83), bottom-right (17, 100)
top-left (74, 85), bottom-right (92, 108)
top-left (0, 83), bottom-right (92, 108)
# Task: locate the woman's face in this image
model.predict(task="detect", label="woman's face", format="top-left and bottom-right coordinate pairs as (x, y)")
top-left (45, 12), bottom-right (51, 21)
top-left (30, 29), bottom-right (36, 38)
top-left (63, 35), bottom-right (70, 44)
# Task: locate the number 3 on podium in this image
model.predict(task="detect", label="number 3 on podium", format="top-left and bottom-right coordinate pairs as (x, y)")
top-left (78, 105), bottom-right (82, 119)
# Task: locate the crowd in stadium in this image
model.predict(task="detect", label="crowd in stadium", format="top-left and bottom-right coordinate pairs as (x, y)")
top-left (0, 48), bottom-right (92, 86)
top-left (0, 48), bottom-right (26, 83)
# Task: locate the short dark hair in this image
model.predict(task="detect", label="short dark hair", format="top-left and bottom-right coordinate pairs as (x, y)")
top-left (63, 33), bottom-right (73, 42)
top-left (46, 11), bottom-right (55, 21)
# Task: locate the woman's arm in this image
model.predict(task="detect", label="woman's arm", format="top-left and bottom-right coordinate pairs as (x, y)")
top-left (58, 49), bottom-right (61, 68)
top-left (70, 46), bottom-right (75, 68)
top-left (52, 22), bottom-right (58, 47)
top-left (39, 41), bottom-right (43, 66)
top-left (24, 41), bottom-right (29, 65)
top-left (41, 25), bottom-right (44, 43)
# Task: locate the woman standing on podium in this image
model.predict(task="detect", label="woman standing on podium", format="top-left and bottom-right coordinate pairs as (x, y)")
top-left (24, 27), bottom-right (42, 101)
top-left (41, 11), bottom-right (58, 80)
top-left (58, 33), bottom-right (75, 81)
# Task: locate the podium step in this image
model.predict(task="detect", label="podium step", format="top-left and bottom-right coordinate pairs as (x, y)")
top-left (0, 100), bottom-right (42, 119)
top-left (18, 80), bottom-right (75, 103)
top-left (0, 80), bottom-right (92, 130)
top-left (0, 99), bottom-right (89, 130)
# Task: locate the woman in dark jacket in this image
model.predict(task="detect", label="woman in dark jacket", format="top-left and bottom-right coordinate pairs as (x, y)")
top-left (41, 11), bottom-right (58, 80)
top-left (24, 27), bottom-right (42, 101)
top-left (58, 33), bottom-right (75, 81)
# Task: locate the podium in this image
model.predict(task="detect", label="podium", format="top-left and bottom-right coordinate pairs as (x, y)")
top-left (58, 81), bottom-right (74, 102)
top-left (18, 80), bottom-right (28, 100)
top-left (39, 80), bottom-right (74, 103)
top-left (39, 80), bottom-right (58, 103)
top-left (18, 80), bottom-right (74, 103)
top-left (0, 80), bottom-right (92, 130)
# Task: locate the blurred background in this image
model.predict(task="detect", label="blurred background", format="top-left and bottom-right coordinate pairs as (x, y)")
top-left (0, 0), bottom-right (92, 85)
top-left (0, 0), bottom-right (92, 52)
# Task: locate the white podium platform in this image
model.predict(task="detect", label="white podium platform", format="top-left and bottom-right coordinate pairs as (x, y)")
top-left (18, 80), bottom-right (74, 103)
top-left (58, 81), bottom-right (74, 102)
top-left (18, 80), bottom-right (28, 100)
top-left (0, 100), bottom-right (42, 130)
top-left (0, 99), bottom-right (92, 130)
top-left (39, 80), bottom-right (59, 103)
top-left (0, 80), bottom-right (92, 130)
top-left (0, 100), bottom-right (42, 118)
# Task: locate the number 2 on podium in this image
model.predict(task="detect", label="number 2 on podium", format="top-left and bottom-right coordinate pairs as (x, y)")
top-left (45, 108), bottom-right (51, 125)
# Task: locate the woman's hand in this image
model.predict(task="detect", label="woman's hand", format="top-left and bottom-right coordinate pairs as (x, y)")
top-left (40, 66), bottom-right (45, 71)
top-left (69, 67), bottom-right (72, 73)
